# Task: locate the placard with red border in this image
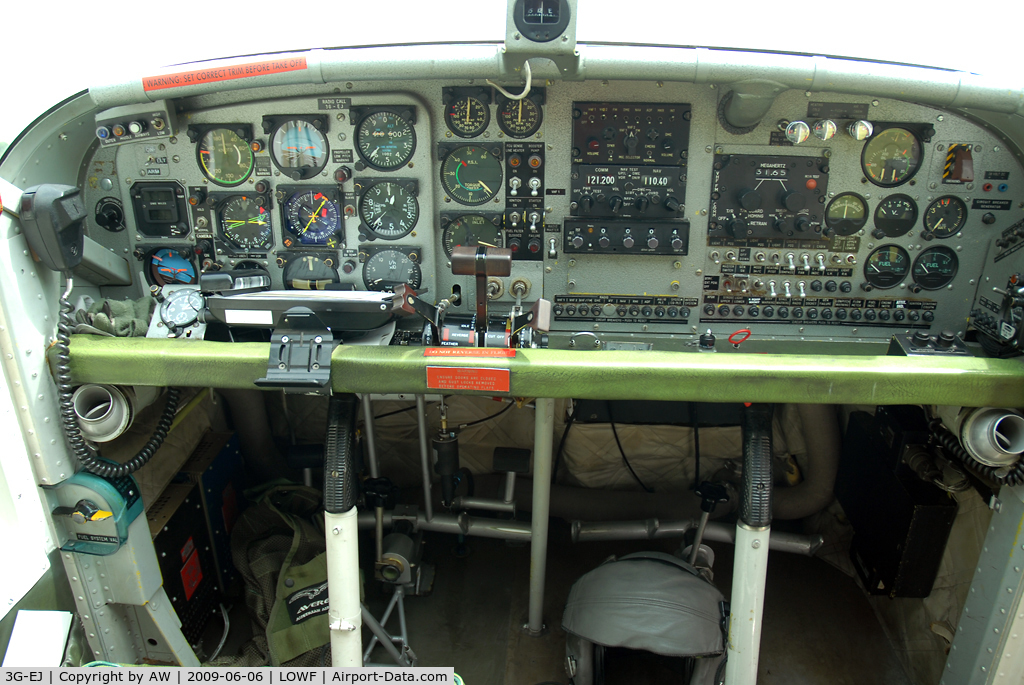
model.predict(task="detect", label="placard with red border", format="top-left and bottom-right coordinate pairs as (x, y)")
top-left (426, 367), bottom-right (510, 393)
top-left (142, 57), bottom-right (308, 92)
top-left (424, 348), bottom-right (516, 358)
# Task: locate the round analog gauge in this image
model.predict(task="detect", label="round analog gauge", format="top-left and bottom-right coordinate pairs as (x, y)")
top-left (197, 128), bottom-right (254, 186)
top-left (355, 110), bottom-right (416, 171)
top-left (825, 193), bottom-right (868, 236)
top-left (270, 120), bottom-right (329, 179)
top-left (283, 254), bottom-right (340, 290)
top-left (441, 146), bottom-right (503, 205)
top-left (149, 248), bottom-right (197, 286)
top-left (359, 182), bottom-right (419, 240)
top-left (220, 196), bottom-right (272, 251)
top-left (160, 288), bottom-right (204, 327)
top-left (442, 215), bottom-right (502, 257)
top-left (362, 250), bottom-right (422, 291)
top-left (497, 97), bottom-right (542, 138)
top-left (445, 95), bottom-right (490, 138)
top-left (864, 245), bottom-right (910, 289)
top-left (912, 246), bottom-right (959, 290)
top-left (874, 194), bottom-right (918, 237)
top-left (861, 127), bottom-right (923, 187)
top-left (284, 190), bottom-right (342, 247)
top-left (923, 196), bottom-right (967, 238)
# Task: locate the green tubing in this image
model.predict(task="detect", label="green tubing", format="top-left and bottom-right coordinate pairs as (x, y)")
top-left (62, 335), bottom-right (1024, 406)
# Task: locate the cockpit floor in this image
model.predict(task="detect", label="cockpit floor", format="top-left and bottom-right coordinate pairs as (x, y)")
top-left (363, 519), bottom-right (913, 685)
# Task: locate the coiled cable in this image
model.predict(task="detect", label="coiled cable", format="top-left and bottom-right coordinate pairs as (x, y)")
top-left (929, 418), bottom-right (1024, 487)
top-left (55, 275), bottom-right (180, 478)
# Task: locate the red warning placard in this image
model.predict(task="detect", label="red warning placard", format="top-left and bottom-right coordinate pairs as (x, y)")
top-left (142, 57), bottom-right (308, 92)
top-left (426, 366), bottom-right (511, 393)
top-left (424, 347), bottom-right (516, 358)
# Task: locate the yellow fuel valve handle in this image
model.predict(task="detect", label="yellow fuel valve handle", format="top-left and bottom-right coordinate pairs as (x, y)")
top-left (52, 499), bottom-right (114, 524)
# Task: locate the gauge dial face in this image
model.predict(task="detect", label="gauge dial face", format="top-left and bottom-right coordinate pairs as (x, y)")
top-left (864, 245), bottom-right (910, 289)
top-left (284, 190), bottom-right (342, 247)
top-left (874, 194), bottom-right (918, 237)
top-left (497, 97), bottom-right (542, 138)
top-left (912, 246), bottom-right (959, 290)
top-left (441, 146), bottom-right (503, 205)
top-left (220, 196), bottom-right (272, 251)
top-left (283, 254), bottom-right (340, 290)
top-left (362, 250), bottom-right (422, 291)
top-left (198, 128), bottom-right (254, 186)
top-left (356, 111), bottom-right (416, 171)
top-left (271, 120), bottom-right (329, 178)
top-left (442, 215), bottom-right (502, 257)
top-left (160, 288), bottom-right (204, 327)
top-left (861, 127), bottom-right (922, 187)
top-left (923, 196), bottom-right (967, 238)
top-left (445, 96), bottom-right (490, 138)
top-left (825, 193), bottom-right (868, 236)
top-left (359, 182), bottom-right (419, 240)
top-left (149, 248), bottom-right (197, 286)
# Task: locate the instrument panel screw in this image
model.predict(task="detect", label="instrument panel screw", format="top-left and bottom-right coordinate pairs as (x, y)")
top-left (936, 115), bottom-right (944, 122)
top-left (752, 540), bottom-right (761, 549)
top-left (871, 100), bottom-right (879, 106)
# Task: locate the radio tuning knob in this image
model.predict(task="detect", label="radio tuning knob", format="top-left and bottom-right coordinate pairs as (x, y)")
top-left (738, 189), bottom-right (762, 211)
top-left (647, 236), bottom-right (659, 249)
top-left (664, 196), bottom-right (681, 212)
top-left (728, 217), bottom-right (751, 239)
top-left (598, 236), bottom-right (610, 248)
top-left (782, 191), bottom-right (805, 212)
top-left (636, 196), bottom-right (650, 213)
top-left (813, 120), bottom-right (837, 141)
top-left (785, 121), bottom-right (810, 144)
top-left (793, 216), bottom-right (810, 232)
top-left (847, 120), bottom-right (874, 140)
top-left (571, 235), bottom-right (584, 248)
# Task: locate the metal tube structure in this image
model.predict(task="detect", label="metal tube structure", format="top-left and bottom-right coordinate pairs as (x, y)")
top-left (357, 509), bottom-right (533, 541)
top-left (570, 518), bottom-right (822, 556)
top-left (325, 508), bottom-right (362, 667)
top-left (416, 395), bottom-right (433, 522)
top-left (361, 605), bottom-right (408, 666)
top-left (528, 397), bottom-right (555, 635)
top-left (726, 524), bottom-right (771, 685)
top-left (452, 495), bottom-right (515, 514)
top-left (362, 394), bottom-right (379, 478)
top-left (503, 471), bottom-right (516, 504)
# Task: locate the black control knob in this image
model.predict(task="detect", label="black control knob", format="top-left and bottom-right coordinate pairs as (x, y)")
top-left (878, 310), bottom-right (891, 321)
top-left (622, 235), bottom-right (635, 248)
top-left (704, 305), bottom-right (716, 316)
top-left (718, 305), bottom-right (730, 317)
top-left (810, 280), bottom-right (823, 292)
top-left (782, 191), bottom-right (805, 212)
top-left (839, 282), bottom-right (852, 293)
top-left (923, 311), bottom-right (935, 322)
top-left (732, 305), bottom-right (745, 316)
top-left (983, 212), bottom-right (997, 225)
top-left (623, 132), bottom-right (639, 154)
top-left (598, 236), bottom-right (610, 248)
top-left (636, 196), bottom-right (650, 213)
top-left (95, 202), bottom-right (124, 231)
top-left (763, 306), bottom-right (775, 318)
top-left (579, 195), bottom-right (594, 212)
top-left (849, 309), bottom-right (862, 321)
top-left (911, 331), bottom-right (932, 347)
top-left (738, 189), bottom-right (762, 211)
top-left (565, 305), bottom-right (577, 315)
top-left (664, 196), bottom-right (681, 212)
top-left (671, 236), bottom-right (684, 250)
top-left (609, 196), bottom-right (624, 214)
top-left (777, 307), bottom-right (790, 319)
top-left (571, 235), bottom-right (584, 248)
top-left (773, 216), bottom-right (787, 232)
top-left (936, 330), bottom-right (956, 348)
top-left (835, 309), bottom-right (847, 320)
top-left (893, 310), bottom-right (906, 322)
top-left (872, 229), bottom-right (886, 240)
top-left (654, 307), bottom-right (666, 317)
top-left (728, 217), bottom-right (753, 239)
top-left (825, 280), bottom-right (838, 292)
top-left (629, 306), bottom-right (640, 316)
top-left (748, 306), bottom-right (760, 317)
top-left (908, 311), bottom-right (920, 322)
top-left (647, 236), bottom-right (660, 249)
top-left (864, 309), bottom-right (877, 321)
top-left (793, 307), bottom-right (804, 319)
top-left (794, 216), bottom-right (811, 232)
top-left (806, 308), bottom-right (818, 319)
top-left (578, 305), bottom-right (589, 315)
top-left (821, 308), bottom-right (832, 320)
top-left (616, 306), bottom-right (628, 317)
top-left (641, 306), bottom-right (653, 317)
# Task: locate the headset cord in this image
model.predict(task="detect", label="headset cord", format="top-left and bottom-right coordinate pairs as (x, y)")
top-left (55, 274), bottom-right (180, 478)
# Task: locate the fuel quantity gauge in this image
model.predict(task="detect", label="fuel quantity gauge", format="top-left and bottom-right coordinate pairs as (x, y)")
top-left (864, 244), bottom-right (910, 290)
top-left (912, 246), bottom-right (958, 290)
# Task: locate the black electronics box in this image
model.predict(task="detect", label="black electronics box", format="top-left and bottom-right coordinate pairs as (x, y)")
top-left (148, 482), bottom-right (218, 644)
top-left (835, 411), bottom-right (957, 598)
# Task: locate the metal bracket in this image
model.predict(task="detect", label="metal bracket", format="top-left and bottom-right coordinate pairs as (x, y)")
top-left (503, 0), bottom-right (582, 79)
top-left (255, 307), bottom-right (338, 394)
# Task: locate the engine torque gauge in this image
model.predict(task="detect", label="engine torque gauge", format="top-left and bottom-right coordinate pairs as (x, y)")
top-left (362, 249), bottom-right (422, 291)
top-left (873, 194), bottom-right (918, 238)
top-left (497, 96), bottom-right (543, 138)
top-left (861, 127), bottom-right (922, 187)
top-left (197, 128), bottom-right (254, 186)
top-left (359, 181), bottom-right (419, 240)
top-left (864, 244), bottom-right (910, 290)
top-left (445, 94), bottom-right (490, 138)
top-left (912, 246), bottom-right (958, 290)
top-left (355, 109), bottom-right (416, 171)
top-left (441, 145), bottom-right (503, 205)
top-left (923, 196), bottom-right (967, 238)
top-left (442, 215), bottom-right (503, 257)
top-left (825, 193), bottom-right (868, 236)
top-left (220, 196), bottom-right (272, 251)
